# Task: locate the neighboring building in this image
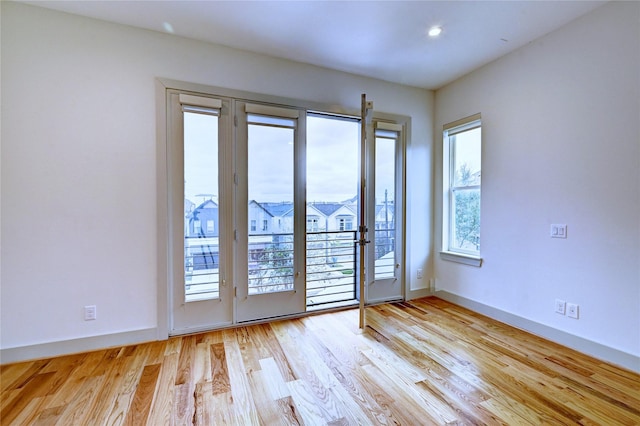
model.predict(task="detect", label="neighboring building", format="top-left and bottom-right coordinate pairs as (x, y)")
top-left (188, 199), bottom-right (219, 237)
top-left (186, 199), bottom-right (219, 270)
top-left (309, 202), bottom-right (356, 232)
top-left (260, 202), bottom-right (294, 233)
top-left (248, 200), bottom-right (276, 235)
top-left (186, 197), bottom-right (386, 272)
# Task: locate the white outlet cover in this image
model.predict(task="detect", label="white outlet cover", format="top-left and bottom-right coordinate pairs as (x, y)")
top-left (567, 303), bottom-right (579, 319)
top-left (555, 299), bottom-right (566, 314)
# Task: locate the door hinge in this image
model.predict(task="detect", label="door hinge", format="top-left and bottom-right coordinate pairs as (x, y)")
top-left (234, 229), bottom-right (237, 241)
top-left (234, 287), bottom-right (237, 297)
top-left (234, 115), bottom-right (238, 127)
top-left (234, 173), bottom-right (238, 185)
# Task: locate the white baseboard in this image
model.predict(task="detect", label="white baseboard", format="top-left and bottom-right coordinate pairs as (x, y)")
top-left (435, 291), bottom-right (640, 374)
top-left (0, 328), bottom-right (158, 365)
top-left (406, 287), bottom-right (432, 300)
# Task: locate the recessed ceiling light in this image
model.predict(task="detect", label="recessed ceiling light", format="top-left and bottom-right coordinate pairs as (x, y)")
top-left (428, 26), bottom-right (442, 37)
top-left (163, 22), bottom-right (175, 34)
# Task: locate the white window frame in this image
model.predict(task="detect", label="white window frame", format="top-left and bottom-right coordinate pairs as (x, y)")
top-left (441, 114), bottom-right (482, 267)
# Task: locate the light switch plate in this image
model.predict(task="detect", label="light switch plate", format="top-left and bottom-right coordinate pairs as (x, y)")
top-left (551, 224), bottom-right (567, 238)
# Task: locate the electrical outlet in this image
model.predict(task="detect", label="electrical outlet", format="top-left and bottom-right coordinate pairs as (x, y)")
top-left (555, 299), bottom-right (566, 315)
top-left (417, 268), bottom-right (423, 279)
top-left (567, 303), bottom-right (579, 319)
top-left (84, 305), bottom-right (97, 321)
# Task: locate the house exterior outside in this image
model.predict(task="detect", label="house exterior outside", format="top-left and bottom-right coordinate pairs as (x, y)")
top-left (185, 196), bottom-right (393, 282)
top-left (185, 199), bottom-right (219, 271)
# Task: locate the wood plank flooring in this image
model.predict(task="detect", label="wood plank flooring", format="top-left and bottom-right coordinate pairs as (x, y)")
top-left (2, 297), bottom-right (639, 425)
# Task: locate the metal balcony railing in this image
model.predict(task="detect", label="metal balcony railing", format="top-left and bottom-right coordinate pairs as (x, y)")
top-left (306, 230), bottom-right (357, 307)
top-left (247, 230), bottom-right (358, 307)
top-left (184, 236), bottom-right (220, 301)
top-left (184, 229), bottom-right (394, 307)
top-left (374, 228), bottom-right (395, 279)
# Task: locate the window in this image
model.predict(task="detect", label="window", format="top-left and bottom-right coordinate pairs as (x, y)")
top-left (262, 219), bottom-right (268, 231)
top-left (193, 220), bottom-right (201, 234)
top-left (307, 218), bottom-right (319, 232)
top-left (442, 114), bottom-right (482, 264)
top-left (338, 217), bottom-right (353, 231)
top-left (206, 220), bottom-right (215, 233)
top-left (250, 220), bottom-right (257, 232)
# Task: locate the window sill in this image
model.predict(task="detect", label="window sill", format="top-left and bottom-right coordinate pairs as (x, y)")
top-left (440, 251), bottom-right (483, 267)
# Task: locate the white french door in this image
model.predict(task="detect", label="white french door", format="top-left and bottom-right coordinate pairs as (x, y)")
top-left (167, 87), bottom-right (406, 334)
top-left (235, 102), bottom-right (306, 322)
top-left (169, 92), bottom-right (234, 334)
top-left (365, 122), bottom-right (405, 304)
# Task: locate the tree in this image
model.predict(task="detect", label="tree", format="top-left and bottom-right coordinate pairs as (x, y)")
top-left (454, 163), bottom-right (480, 250)
top-left (250, 236), bottom-right (294, 293)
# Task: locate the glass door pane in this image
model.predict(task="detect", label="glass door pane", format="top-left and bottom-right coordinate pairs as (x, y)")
top-left (367, 126), bottom-right (404, 304)
top-left (374, 132), bottom-right (396, 280)
top-left (184, 111), bottom-right (220, 302)
top-left (247, 115), bottom-right (295, 295)
top-left (306, 114), bottom-right (359, 309)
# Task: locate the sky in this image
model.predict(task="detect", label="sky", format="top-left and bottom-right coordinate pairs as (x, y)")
top-left (184, 112), bottom-right (218, 205)
top-left (184, 112), bottom-right (397, 206)
top-left (453, 127), bottom-right (482, 182)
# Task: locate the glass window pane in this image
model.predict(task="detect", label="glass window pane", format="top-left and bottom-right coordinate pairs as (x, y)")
top-left (184, 112), bottom-right (219, 301)
top-left (451, 188), bottom-right (481, 252)
top-left (375, 135), bottom-right (396, 279)
top-left (452, 127), bottom-right (481, 187)
top-left (248, 123), bottom-right (295, 295)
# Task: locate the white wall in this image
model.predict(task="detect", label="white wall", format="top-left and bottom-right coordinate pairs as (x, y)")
top-left (434, 1), bottom-right (640, 361)
top-left (0, 2), bottom-right (433, 355)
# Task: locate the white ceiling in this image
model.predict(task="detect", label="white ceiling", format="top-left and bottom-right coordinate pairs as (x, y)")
top-left (23, 0), bottom-right (606, 89)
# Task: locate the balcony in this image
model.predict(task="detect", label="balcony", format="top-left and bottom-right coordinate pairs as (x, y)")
top-left (185, 228), bottom-right (393, 307)
top-left (247, 230), bottom-right (358, 308)
top-left (306, 230), bottom-right (358, 308)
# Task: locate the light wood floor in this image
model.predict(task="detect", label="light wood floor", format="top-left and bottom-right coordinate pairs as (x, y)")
top-left (2, 297), bottom-right (639, 425)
